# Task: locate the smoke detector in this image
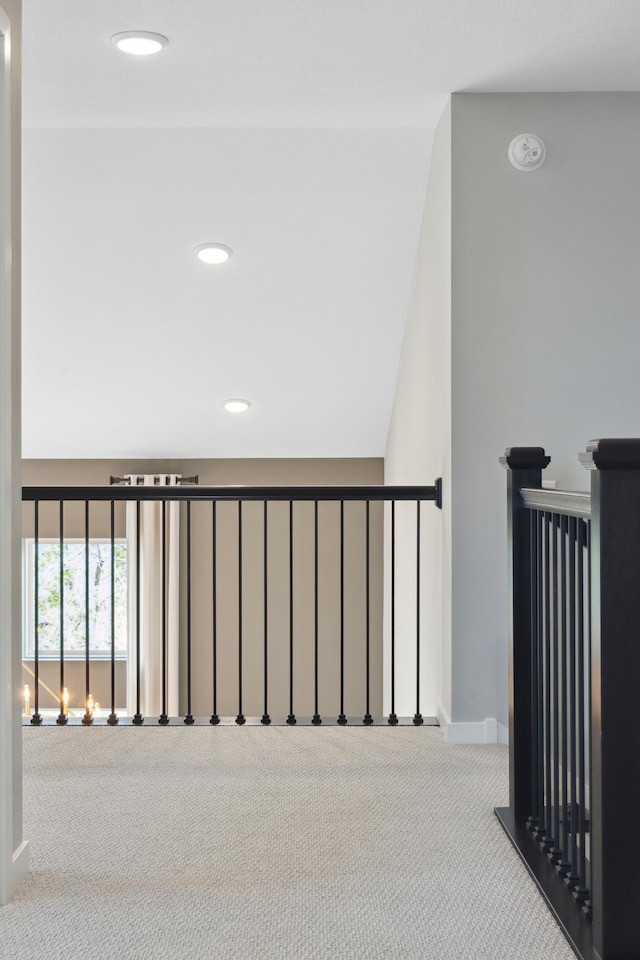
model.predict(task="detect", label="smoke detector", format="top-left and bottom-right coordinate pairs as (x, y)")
top-left (508, 134), bottom-right (546, 171)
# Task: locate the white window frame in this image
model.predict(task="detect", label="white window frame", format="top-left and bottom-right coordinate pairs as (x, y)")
top-left (22, 537), bottom-right (128, 661)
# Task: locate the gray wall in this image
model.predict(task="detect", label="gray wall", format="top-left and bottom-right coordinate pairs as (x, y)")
top-left (23, 457), bottom-right (384, 718)
top-left (387, 93), bottom-right (640, 730)
top-left (451, 93), bottom-right (640, 725)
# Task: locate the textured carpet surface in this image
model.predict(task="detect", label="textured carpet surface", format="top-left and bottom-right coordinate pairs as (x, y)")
top-left (1, 728), bottom-right (576, 960)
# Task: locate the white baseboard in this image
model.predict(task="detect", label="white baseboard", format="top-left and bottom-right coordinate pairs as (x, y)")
top-left (0, 840), bottom-right (29, 906)
top-left (436, 703), bottom-right (508, 745)
top-left (13, 840), bottom-right (30, 882)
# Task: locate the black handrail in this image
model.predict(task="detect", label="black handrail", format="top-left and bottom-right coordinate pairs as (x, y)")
top-left (22, 483), bottom-right (442, 504)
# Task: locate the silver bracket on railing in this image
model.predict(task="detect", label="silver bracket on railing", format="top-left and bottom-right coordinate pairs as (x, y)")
top-left (109, 475), bottom-right (199, 485)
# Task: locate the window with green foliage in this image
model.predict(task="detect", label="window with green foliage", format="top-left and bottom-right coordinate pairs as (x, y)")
top-left (23, 540), bottom-right (128, 659)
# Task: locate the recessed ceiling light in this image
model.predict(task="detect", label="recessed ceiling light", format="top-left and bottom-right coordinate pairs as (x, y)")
top-left (196, 244), bottom-right (233, 265)
top-left (223, 399), bottom-right (251, 414)
top-left (111, 32), bottom-right (168, 56)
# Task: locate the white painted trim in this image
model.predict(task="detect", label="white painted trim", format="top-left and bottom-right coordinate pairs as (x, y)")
top-left (11, 841), bottom-right (29, 886)
top-left (0, 7), bottom-right (13, 908)
top-left (0, 4), bottom-right (28, 906)
top-left (437, 702), bottom-right (508, 745)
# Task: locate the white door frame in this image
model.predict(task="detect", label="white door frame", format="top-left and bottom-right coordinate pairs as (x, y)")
top-left (0, 1), bottom-right (28, 905)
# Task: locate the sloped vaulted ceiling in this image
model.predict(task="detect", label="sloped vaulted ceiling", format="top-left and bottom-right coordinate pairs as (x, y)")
top-left (21, 0), bottom-right (640, 458)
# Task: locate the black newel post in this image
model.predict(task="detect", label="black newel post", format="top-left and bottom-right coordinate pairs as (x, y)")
top-left (580, 439), bottom-right (640, 960)
top-left (501, 446), bottom-right (550, 819)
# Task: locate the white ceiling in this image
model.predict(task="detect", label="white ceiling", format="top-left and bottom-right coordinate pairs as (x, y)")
top-left (21, 0), bottom-right (640, 458)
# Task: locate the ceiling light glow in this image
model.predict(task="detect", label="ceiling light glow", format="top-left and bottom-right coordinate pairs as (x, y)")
top-left (112, 32), bottom-right (168, 56)
top-left (196, 244), bottom-right (233, 265)
top-left (223, 400), bottom-right (251, 414)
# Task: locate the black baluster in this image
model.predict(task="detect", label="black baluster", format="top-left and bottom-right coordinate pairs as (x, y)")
top-left (542, 511), bottom-right (552, 847)
top-left (312, 500), bottom-right (321, 725)
top-left (262, 501), bottom-right (271, 725)
top-left (236, 501), bottom-right (245, 725)
top-left (574, 519), bottom-right (588, 904)
top-left (57, 501), bottom-right (67, 725)
top-left (210, 502), bottom-right (219, 725)
top-left (338, 500), bottom-right (347, 725)
top-left (557, 515), bottom-right (570, 875)
top-left (414, 500), bottom-right (423, 725)
top-left (363, 501), bottom-right (373, 725)
top-left (533, 510), bottom-right (546, 842)
top-left (535, 511), bottom-right (544, 833)
top-left (82, 501), bottom-right (93, 725)
top-left (287, 500), bottom-right (296, 724)
top-left (389, 500), bottom-right (398, 725)
top-left (159, 500), bottom-right (169, 725)
top-left (527, 510), bottom-right (542, 837)
top-left (584, 520), bottom-right (592, 906)
top-left (108, 501), bottom-right (118, 725)
top-left (133, 500), bottom-right (143, 724)
top-left (527, 511), bottom-right (540, 832)
top-left (185, 501), bottom-right (194, 724)
top-left (31, 502), bottom-right (42, 725)
top-left (565, 516), bottom-right (579, 890)
top-left (549, 514), bottom-right (561, 863)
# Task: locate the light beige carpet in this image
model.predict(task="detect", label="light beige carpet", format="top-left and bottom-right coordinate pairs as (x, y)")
top-left (1, 727), bottom-right (576, 960)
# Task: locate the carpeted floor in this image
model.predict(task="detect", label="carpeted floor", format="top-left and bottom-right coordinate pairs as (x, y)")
top-left (1, 727), bottom-right (576, 960)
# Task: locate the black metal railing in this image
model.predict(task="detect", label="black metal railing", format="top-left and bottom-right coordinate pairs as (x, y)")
top-left (22, 481), bottom-right (442, 728)
top-left (517, 488), bottom-right (592, 907)
top-left (498, 441), bottom-right (640, 960)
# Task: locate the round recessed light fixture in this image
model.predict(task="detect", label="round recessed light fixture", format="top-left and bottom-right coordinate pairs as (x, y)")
top-left (508, 134), bottom-right (546, 171)
top-left (196, 243), bottom-right (233, 265)
top-left (111, 31), bottom-right (168, 56)
top-left (223, 399), bottom-right (251, 414)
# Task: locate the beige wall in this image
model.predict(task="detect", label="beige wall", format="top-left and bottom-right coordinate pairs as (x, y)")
top-left (22, 660), bottom-right (127, 715)
top-left (22, 458), bottom-right (384, 719)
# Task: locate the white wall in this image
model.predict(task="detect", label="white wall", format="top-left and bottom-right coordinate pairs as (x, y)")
top-left (387, 93), bottom-right (640, 736)
top-left (0, 0), bottom-right (28, 905)
top-left (384, 102), bottom-right (451, 720)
